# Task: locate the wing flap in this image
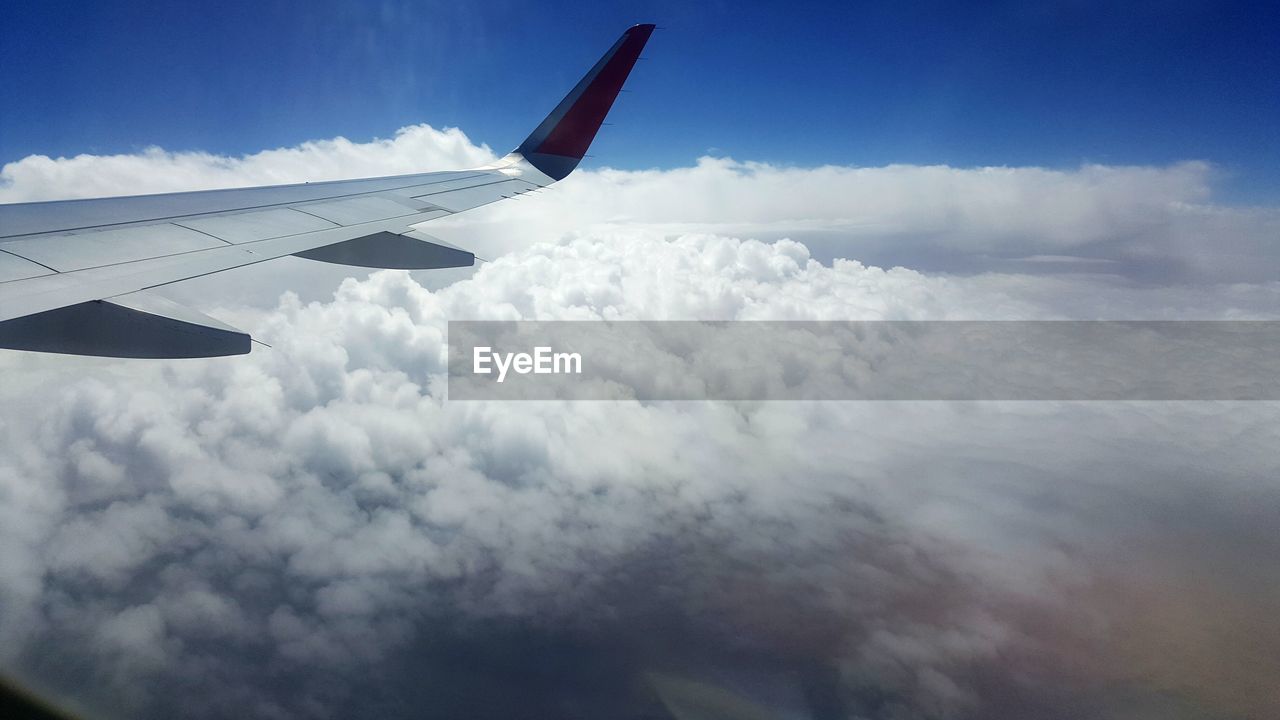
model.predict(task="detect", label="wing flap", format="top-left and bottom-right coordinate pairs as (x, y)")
top-left (0, 291), bottom-right (249, 358)
top-left (293, 230), bottom-right (473, 269)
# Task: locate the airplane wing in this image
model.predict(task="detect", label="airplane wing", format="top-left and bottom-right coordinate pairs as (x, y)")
top-left (0, 23), bottom-right (655, 358)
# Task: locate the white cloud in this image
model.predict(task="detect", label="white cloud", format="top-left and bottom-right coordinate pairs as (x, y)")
top-left (7, 122), bottom-right (1279, 288)
top-left (1, 127), bottom-right (1279, 720)
top-left (429, 157), bottom-right (1280, 283)
top-left (0, 124), bottom-right (497, 202)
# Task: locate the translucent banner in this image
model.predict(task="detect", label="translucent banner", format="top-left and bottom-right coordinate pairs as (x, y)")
top-left (447, 321), bottom-right (1280, 401)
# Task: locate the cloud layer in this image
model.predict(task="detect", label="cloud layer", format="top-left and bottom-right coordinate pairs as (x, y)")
top-left (0, 124), bottom-right (495, 203)
top-left (7, 123), bottom-right (1279, 285)
top-left (1, 127), bottom-right (1279, 720)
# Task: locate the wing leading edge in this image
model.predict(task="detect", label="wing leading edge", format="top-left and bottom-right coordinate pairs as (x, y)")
top-left (0, 23), bottom-right (655, 357)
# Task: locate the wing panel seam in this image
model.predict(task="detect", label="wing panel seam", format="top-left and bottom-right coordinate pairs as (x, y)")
top-left (170, 222), bottom-right (237, 246)
top-left (0, 247), bottom-right (59, 275)
top-left (409, 178), bottom-right (526, 200)
top-left (290, 205), bottom-right (426, 226)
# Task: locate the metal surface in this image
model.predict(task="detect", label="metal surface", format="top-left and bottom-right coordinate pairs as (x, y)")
top-left (3, 223), bottom-right (229, 272)
top-left (296, 195), bottom-right (424, 226)
top-left (176, 207), bottom-right (338, 244)
top-left (0, 214), bottom-right (429, 322)
top-left (423, 180), bottom-right (538, 212)
top-left (0, 170), bottom-right (463, 240)
top-left (0, 251), bottom-right (54, 282)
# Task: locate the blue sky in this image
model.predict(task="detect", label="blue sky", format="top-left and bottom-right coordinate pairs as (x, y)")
top-left (2, 0), bottom-right (1278, 202)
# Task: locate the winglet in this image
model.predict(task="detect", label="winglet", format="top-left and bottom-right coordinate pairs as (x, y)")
top-left (513, 23), bottom-right (655, 180)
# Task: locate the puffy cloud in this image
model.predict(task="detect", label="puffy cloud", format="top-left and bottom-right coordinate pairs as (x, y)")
top-left (429, 158), bottom-right (1280, 283)
top-left (0, 124), bottom-right (497, 203)
top-left (1, 127), bottom-right (1279, 720)
top-left (6, 122), bottom-right (1279, 287)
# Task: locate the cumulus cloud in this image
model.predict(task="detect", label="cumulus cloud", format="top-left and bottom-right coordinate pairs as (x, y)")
top-left (1, 128), bottom-right (1279, 720)
top-left (0, 124), bottom-right (497, 202)
top-left (6, 122), bottom-right (1279, 286)
top-left (429, 158), bottom-right (1280, 283)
